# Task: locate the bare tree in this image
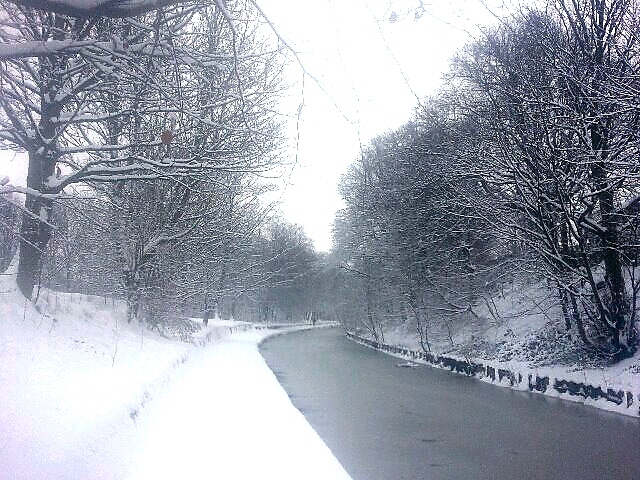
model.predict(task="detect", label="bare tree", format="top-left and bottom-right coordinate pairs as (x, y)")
top-left (451, 1), bottom-right (640, 358)
top-left (0, 0), bottom-right (284, 299)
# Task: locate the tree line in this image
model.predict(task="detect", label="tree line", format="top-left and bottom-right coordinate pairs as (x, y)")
top-left (332, 0), bottom-right (640, 361)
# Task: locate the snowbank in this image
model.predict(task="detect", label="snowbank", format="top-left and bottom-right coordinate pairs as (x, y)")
top-left (347, 332), bottom-right (640, 418)
top-left (353, 279), bottom-right (640, 418)
top-left (0, 270), bottom-right (350, 479)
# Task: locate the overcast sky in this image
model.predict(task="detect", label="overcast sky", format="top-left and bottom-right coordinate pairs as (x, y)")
top-left (257, 0), bottom-right (518, 251)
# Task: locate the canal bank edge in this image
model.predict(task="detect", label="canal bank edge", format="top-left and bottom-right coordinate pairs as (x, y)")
top-left (346, 331), bottom-right (640, 418)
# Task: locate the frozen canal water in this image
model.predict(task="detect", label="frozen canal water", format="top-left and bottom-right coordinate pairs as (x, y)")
top-left (260, 327), bottom-right (640, 480)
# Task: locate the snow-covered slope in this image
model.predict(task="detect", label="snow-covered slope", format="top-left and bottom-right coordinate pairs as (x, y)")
top-left (0, 264), bottom-right (350, 479)
top-left (364, 279), bottom-right (640, 416)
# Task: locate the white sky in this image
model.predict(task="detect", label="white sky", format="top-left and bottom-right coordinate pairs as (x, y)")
top-left (259, 0), bottom-right (516, 251)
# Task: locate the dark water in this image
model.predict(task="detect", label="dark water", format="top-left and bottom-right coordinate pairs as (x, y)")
top-left (260, 327), bottom-right (640, 480)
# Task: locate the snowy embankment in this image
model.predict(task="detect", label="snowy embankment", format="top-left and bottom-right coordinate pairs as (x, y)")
top-left (347, 332), bottom-right (640, 418)
top-left (350, 281), bottom-right (640, 418)
top-left (0, 272), bottom-right (350, 479)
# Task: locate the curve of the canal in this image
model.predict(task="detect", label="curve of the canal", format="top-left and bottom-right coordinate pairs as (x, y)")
top-left (260, 327), bottom-right (640, 480)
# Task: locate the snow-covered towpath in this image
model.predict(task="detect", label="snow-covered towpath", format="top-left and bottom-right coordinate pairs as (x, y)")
top-left (127, 329), bottom-right (351, 479)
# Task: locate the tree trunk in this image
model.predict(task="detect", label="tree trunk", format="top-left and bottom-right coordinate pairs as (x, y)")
top-left (125, 272), bottom-right (141, 323)
top-left (591, 124), bottom-right (635, 357)
top-left (16, 15), bottom-right (65, 299)
top-left (570, 290), bottom-right (591, 348)
top-left (16, 151), bottom-right (55, 299)
top-left (558, 285), bottom-right (572, 333)
top-left (364, 276), bottom-right (380, 342)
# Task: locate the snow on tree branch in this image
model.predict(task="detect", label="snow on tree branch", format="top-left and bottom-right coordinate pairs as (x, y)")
top-left (5, 0), bottom-right (190, 18)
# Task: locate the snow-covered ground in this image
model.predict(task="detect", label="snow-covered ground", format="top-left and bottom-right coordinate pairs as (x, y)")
top-left (0, 267), bottom-right (351, 479)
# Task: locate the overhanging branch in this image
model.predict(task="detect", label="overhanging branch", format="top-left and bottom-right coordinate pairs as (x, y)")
top-left (5, 0), bottom-right (191, 18)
